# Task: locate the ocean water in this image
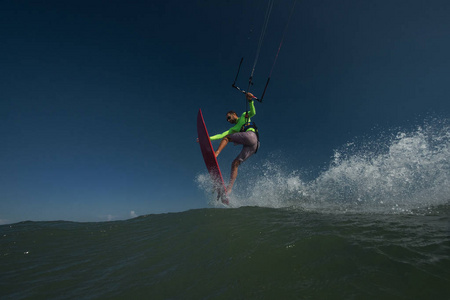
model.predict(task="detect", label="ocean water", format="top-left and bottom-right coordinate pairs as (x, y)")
top-left (2, 119), bottom-right (450, 299)
top-left (1, 207), bottom-right (449, 299)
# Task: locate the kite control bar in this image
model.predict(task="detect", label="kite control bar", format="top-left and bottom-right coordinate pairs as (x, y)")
top-left (232, 80), bottom-right (269, 103)
top-left (231, 58), bottom-right (269, 103)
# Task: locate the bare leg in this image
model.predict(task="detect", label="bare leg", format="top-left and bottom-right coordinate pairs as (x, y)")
top-left (227, 159), bottom-right (241, 193)
top-left (215, 136), bottom-right (230, 157)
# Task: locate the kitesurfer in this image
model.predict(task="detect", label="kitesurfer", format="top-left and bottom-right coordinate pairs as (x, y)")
top-left (209, 92), bottom-right (259, 194)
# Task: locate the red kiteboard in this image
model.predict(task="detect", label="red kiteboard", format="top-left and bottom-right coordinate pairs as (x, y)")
top-left (197, 109), bottom-right (229, 205)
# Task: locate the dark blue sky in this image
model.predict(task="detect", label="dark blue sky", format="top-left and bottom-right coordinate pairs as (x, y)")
top-left (1, 0), bottom-right (450, 223)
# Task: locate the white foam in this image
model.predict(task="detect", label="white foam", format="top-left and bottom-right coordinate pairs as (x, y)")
top-left (197, 118), bottom-right (450, 214)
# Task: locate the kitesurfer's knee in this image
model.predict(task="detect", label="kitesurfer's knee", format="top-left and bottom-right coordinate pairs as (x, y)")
top-left (215, 136), bottom-right (231, 158)
top-left (231, 159), bottom-right (241, 169)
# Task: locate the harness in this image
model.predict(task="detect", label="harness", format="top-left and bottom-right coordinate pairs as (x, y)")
top-left (240, 121), bottom-right (260, 153)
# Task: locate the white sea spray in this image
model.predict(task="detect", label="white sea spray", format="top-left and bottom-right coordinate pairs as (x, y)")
top-left (197, 118), bottom-right (450, 214)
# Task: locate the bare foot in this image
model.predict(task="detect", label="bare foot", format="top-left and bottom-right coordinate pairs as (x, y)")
top-left (214, 151), bottom-right (219, 158)
top-left (226, 186), bottom-right (232, 194)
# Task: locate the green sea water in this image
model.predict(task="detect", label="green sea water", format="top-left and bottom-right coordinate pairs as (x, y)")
top-left (1, 206), bottom-right (449, 299)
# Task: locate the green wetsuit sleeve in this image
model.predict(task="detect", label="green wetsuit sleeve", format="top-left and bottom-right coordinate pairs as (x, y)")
top-left (210, 130), bottom-right (231, 141)
top-left (248, 100), bottom-right (256, 118)
top-left (210, 123), bottom-right (241, 141)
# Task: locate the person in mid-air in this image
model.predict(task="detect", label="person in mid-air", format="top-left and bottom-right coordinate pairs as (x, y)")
top-left (210, 92), bottom-right (259, 194)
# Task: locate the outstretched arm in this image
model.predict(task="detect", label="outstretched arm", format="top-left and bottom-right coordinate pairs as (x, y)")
top-left (246, 93), bottom-right (256, 118)
top-left (210, 130), bottom-right (232, 141)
